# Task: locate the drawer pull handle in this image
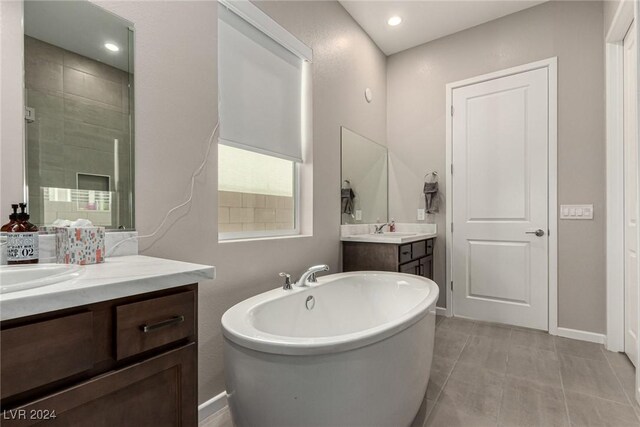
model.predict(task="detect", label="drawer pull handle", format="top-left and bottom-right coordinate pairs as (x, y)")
top-left (140, 315), bottom-right (185, 333)
top-left (402, 251), bottom-right (410, 255)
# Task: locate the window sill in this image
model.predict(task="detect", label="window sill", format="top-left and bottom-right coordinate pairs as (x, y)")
top-left (219, 233), bottom-right (312, 244)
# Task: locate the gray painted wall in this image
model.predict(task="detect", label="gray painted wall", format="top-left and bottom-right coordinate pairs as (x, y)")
top-left (387, 1), bottom-right (606, 332)
top-left (0, 0), bottom-right (26, 222)
top-left (96, 0), bottom-right (387, 403)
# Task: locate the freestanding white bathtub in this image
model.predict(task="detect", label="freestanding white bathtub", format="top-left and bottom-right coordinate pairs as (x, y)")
top-left (221, 271), bottom-right (439, 427)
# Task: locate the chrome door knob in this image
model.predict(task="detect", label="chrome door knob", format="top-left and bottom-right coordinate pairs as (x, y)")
top-left (525, 229), bottom-right (545, 237)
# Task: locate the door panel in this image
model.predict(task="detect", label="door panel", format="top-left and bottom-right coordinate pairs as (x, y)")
top-left (467, 240), bottom-right (530, 304)
top-left (466, 88), bottom-right (528, 221)
top-left (452, 67), bottom-right (549, 330)
top-left (624, 21), bottom-right (638, 366)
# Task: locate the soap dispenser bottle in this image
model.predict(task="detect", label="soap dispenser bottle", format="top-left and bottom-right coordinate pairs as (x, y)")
top-left (1, 204), bottom-right (19, 232)
top-left (19, 203), bottom-right (39, 233)
top-left (6, 203), bottom-right (39, 265)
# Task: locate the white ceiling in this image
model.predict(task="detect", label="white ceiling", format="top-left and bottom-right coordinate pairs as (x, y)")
top-left (340, 1), bottom-right (547, 56)
top-left (24, 1), bottom-right (132, 72)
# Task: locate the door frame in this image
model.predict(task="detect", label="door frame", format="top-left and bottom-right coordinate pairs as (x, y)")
top-left (605, 0), bottom-right (640, 406)
top-left (444, 57), bottom-right (558, 336)
top-left (606, 0), bottom-right (636, 355)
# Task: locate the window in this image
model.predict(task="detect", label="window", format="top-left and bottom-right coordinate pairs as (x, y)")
top-left (217, 0), bottom-right (311, 240)
top-left (218, 145), bottom-right (297, 237)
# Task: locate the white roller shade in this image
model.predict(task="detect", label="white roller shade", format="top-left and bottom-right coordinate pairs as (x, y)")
top-left (218, 3), bottom-right (305, 162)
top-left (219, 145), bottom-right (294, 197)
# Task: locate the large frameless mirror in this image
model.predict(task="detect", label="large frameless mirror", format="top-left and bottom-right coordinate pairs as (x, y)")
top-left (23, 0), bottom-right (135, 230)
top-left (340, 127), bottom-right (388, 224)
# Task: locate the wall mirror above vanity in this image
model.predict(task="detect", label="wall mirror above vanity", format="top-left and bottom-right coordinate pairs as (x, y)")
top-left (340, 127), bottom-right (388, 224)
top-left (23, 0), bottom-right (135, 230)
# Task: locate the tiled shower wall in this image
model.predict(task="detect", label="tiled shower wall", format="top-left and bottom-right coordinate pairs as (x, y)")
top-left (24, 36), bottom-right (132, 228)
top-left (218, 191), bottom-right (294, 232)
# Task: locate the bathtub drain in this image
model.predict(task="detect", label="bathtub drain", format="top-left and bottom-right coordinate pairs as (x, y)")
top-left (305, 296), bottom-right (315, 310)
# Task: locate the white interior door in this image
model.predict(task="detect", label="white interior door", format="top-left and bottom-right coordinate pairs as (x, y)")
top-left (451, 67), bottom-right (549, 330)
top-left (624, 21), bottom-right (638, 367)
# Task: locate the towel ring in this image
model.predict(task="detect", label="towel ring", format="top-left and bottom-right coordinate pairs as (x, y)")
top-left (343, 179), bottom-right (351, 189)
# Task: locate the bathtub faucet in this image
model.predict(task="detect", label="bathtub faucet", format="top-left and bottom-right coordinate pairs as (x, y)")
top-left (296, 264), bottom-right (330, 287)
top-left (279, 272), bottom-right (293, 290)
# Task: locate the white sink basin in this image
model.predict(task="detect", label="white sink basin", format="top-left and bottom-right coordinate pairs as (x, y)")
top-left (0, 264), bottom-right (82, 294)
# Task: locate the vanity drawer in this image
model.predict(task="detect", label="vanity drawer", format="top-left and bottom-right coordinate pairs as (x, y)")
top-left (412, 241), bottom-right (427, 259)
top-left (1, 312), bottom-right (94, 399)
top-left (116, 291), bottom-right (195, 360)
top-left (399, 244), bottom-right (412, 263)
top-left (426, 239), bottom-right (434, 256)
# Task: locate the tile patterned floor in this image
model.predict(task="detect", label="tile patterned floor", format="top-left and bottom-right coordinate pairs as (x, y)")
top-left (200, 316), bottom-right (640, 427)
top-left (411, 316), bottom-right (640, 427)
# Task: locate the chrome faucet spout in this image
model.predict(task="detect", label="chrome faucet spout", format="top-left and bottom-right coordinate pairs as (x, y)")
top-left (374, 223), bottom-right (388, 234)
top-left (296, 264), bottom-right (329, 287)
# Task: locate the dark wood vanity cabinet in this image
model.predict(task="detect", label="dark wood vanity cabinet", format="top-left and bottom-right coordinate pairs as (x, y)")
top-left (0, 285), bottom-right (198, 427)
top-left (343, 238), bottom-right (434, 279)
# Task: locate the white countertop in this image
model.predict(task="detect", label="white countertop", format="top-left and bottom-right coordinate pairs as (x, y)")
top-left (340, 231), bottom-right (437, 244)
top-left (340, 223), bottom-right (437, 244)
top-left (0, 255), bottom-right (215, 321)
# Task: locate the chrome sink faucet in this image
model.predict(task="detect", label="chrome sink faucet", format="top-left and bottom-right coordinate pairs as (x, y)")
top-left (374, 223), bottom-right (388, 234)
top-left (296, 264), bottom-right (329, 287)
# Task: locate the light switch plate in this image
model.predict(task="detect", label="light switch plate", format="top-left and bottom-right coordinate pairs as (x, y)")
top-left (355, 210), bottom-right (362, 221)
top-left (560, 204), bottom-right (593, 220)
top-left (417, 208), bottom-right (426, 221)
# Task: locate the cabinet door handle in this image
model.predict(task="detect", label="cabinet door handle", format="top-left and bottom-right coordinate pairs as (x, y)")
top-left (140, 315), bottom-right (185, 333)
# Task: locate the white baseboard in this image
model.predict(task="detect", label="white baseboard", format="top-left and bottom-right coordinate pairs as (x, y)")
top-left (436, 307), bottom-right (448, 316)
top-left (556, 327), bottom-right (606, 345)
top-left (198, 391), bottom-right (228, 422)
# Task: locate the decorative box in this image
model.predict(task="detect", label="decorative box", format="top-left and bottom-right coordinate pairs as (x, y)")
top-left (56, 226), bottom-right (105, 265)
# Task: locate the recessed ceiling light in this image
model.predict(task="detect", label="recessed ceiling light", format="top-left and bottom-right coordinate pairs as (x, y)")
top-left (104, 43), bottom-right (120, 52)
top-left (387, 16), bottom-right (402, 27)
